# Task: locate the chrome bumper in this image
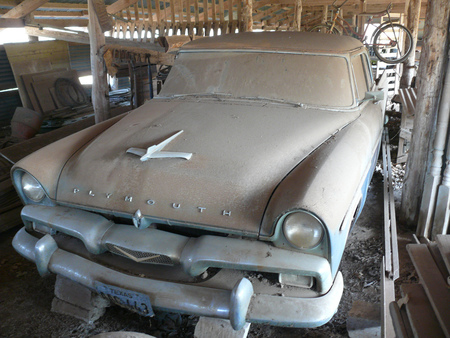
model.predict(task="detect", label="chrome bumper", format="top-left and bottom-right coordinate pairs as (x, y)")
top-left (13, 205), bottom-right (344, 329)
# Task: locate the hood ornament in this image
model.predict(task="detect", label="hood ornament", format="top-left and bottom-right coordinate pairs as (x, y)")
top-left (127, 130), bottom-right (192, 161)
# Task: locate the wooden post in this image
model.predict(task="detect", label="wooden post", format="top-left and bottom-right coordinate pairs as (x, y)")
top-left (321, 5), bottom-right (328, 24)
top-left (242, 0), bottom-right (252, 32)
top-left (88, 0), bottom-right (110, 123)
top-left (293, 0), bottom-right (302, 31)
top-left (400, 0), bottom-right (450, 226)
top-left (357, 0), bottom-right (366, 34)
top-left (400, 0), bottom-right (421, 88)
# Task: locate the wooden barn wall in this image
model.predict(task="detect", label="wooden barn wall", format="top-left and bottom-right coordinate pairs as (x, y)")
top-left (4, 41), bottom-right (70, 110)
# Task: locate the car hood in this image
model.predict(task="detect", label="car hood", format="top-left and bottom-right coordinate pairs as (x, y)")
top-left (56, 98), bottom-right (360, 235)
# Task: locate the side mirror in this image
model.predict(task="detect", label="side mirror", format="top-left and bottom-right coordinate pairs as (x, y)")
top-left (362, 90), bottom-right (384, 103)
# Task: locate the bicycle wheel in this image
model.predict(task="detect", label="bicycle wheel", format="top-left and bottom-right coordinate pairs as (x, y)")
top-left (309, 24), bottom-right (341, 35)
top-left (372, 23), bottom-right (413, 64)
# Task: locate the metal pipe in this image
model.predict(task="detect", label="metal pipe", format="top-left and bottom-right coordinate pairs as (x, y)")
top-left (429, 47), bottom-right (450, 238)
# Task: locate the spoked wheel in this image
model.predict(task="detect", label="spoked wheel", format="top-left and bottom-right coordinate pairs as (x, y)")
top-left (372, 23), bottom-right (413, 64)
top-left (309, 24), bottom-right (341, 35)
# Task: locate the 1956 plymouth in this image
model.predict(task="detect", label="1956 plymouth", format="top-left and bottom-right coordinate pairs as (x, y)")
top-left (11, 31), bottom-right (384, 330)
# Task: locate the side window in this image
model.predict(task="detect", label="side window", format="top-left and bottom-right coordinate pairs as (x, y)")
top-left (352, 54), bottom-right (371, 101)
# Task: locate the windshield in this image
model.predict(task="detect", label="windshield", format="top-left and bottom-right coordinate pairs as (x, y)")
top-left (160, 51), bottom-right (354, 107)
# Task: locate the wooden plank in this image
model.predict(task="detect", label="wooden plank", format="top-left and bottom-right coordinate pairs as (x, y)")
top-left (24, 26), bottom-right (165, 53)
top-left (31, 81), bottom-right (56, 113)
top-left (21, 73), bottom-right (42, 113)
top-left (427, 242), bottom-right (450, 285)
top-left (407, 244), bottom-right (450, 336)
top-left (107, 0), bottom-right (139, 15)
top-left (237, 0), bottom-right (241, 31)
top-left (170, 0), bottom-right (176, 25)
top-left (389, 301), bottom-right (413, 338)
top-left (1, 0), bottom-right (50, 19)
top-left (218, 0), bottom-right (224, 23)
top-left (155, 0), bottom-right (162, 27)
top-left (381, 258), bottom-right (396, 337)
top-left (194, 0), bottom-right (200, 27)
top-left (91, 0), bottom-right (114, 32)
top-left (0, 207), bottom-right (22, 233)
top-left (400, 284), bottom-right (446, 338)
top-left (0, 18), bottom-right (24, 27)
top-left (34, 19), bottom-right (89, 27)
top-left (436, 235), bottom-right (450, 274)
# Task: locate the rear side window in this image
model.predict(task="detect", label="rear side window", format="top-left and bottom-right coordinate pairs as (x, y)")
top-left (352, 54), bottom-right (372, 101)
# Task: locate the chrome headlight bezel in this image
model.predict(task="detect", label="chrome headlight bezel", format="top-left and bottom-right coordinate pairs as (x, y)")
top-left (12, 169), bottom-right (53, 206)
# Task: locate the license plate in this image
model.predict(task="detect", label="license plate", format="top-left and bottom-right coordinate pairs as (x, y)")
top-left (95, 281), bottom-right (154, 317)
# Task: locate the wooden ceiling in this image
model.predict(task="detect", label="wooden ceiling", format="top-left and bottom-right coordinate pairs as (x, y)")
top-left (0, 0), bottom-right (428, 38)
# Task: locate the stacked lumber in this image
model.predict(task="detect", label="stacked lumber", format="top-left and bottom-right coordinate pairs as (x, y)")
top-left (390, 236), bottom-right (450, 337)
top-left (21, 69), bottom-right (87, 115)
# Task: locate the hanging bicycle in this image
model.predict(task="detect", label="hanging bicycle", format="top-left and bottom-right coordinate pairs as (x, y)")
top-left (310, 0), bottom-right (413, 64)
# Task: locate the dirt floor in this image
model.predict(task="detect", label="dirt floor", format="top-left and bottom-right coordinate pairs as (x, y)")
top-left (0, 165), bottom-right (417, 338)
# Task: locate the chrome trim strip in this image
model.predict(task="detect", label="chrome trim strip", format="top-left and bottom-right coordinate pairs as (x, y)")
top-left (13, 227), bottom-right (344, 328)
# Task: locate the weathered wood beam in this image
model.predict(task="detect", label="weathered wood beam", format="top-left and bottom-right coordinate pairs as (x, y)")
top-left (90, 0), bottom-right (114, 32)
top-left (242, 0), bottom-right (252, 31)
top-left (1, 0), bottom-right (50, 19)
top-left (293, 0), bottom-right (301, 30)
top-left (253, 4), bottom-right (281, 22)
top-left (88, 0), bottom-right (109, 123)
top-left (107, 0), bottom-right (140, 15)
top-left (34, 19), bottom-right (89, 27)
top-left (26, 25), bottom-right (164, 51)
top-left (24, 25), bottom-right (173, 63)
top-left (0, 17), bottom-right (24, 27)
top-left (0, 9), bottom-right (87, 17)
top-left (401, 0), bottom-right (450, 227)
top-left (0, 0), bottom-right (87, 10)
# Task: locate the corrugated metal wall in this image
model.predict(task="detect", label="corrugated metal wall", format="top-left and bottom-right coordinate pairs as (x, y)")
top-left (68, 44), bottom-right (91, 76)
top-left (0, 47), bottom-right (21, 126)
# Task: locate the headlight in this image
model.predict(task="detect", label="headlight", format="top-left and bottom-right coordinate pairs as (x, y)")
top-left (21, 173), bottom-right (45, 202)
top-left (283, 211), bottom-right (324, 249)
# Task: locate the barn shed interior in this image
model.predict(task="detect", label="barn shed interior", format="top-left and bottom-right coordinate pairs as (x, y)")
top-left (0, 0), bottom-right (449, 337)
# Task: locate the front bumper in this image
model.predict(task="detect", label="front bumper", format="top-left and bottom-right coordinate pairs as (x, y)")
top-left (13, 205), bottom-right (344, 329)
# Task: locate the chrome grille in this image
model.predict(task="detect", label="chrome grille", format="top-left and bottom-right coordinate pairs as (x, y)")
top-left (106, 244), bottom-right (173, 265)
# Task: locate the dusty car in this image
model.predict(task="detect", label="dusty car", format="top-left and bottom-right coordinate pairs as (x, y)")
top-left (12, 32), bottom-right (384, 330)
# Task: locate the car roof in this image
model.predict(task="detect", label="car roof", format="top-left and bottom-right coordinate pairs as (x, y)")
top-left (181, 31), bottom-right (365, 55)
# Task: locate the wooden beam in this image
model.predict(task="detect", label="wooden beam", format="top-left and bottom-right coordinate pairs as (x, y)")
top-left (2, 0), bottom-right (50, 19)
top-left (0, 9), bottom-right (88, 17)
top-left (107, 0), bottom-right (139, 15)
top-left (242, 0), bottom-right (252, 31)
top-left (321, 4), bottom-right (327, 23)
top-left (0, 17), bottom-right (24, 27)
top-left (34, 19), bottom-right (89, 27)
top-left (24, 25), bottom-right (172, 64)
top-left (91, 0), bottom-right (114, 32)
top-left (293, 0), bottom-right (302, 30)
top-left (88, 0), bottom-right (109, 123)
top-left (401, 0), bottom-right (450, 226)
